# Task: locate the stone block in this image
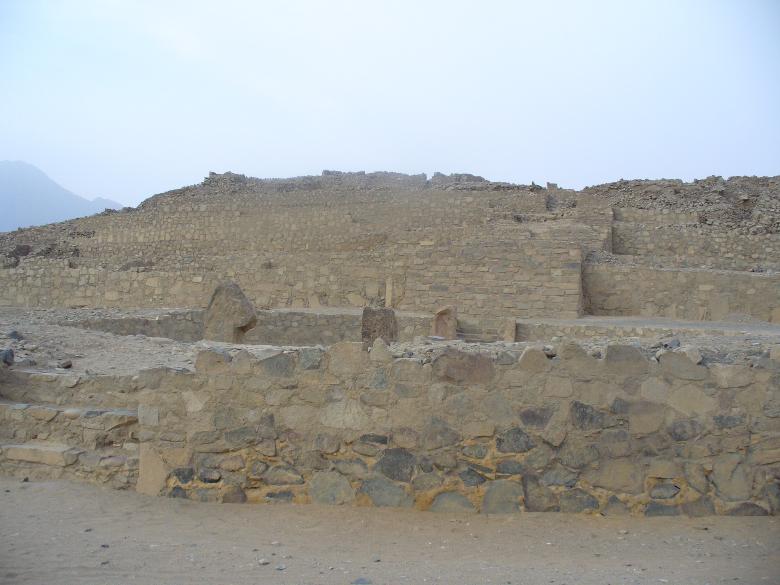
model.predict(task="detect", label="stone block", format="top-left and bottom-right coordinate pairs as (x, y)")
top-left (659, 351), bottom-right (708, 381)
top-left (570, 401), bottom-right (605, 430)
top-left (137, 404), bottom-right (159, 427)
top-left (3, 442), bottom-right (80, 466)
top-left (559, 441), bottom-right (599, 469)
top-left (369, 338), bottom-right (393, 363)
top-left (26, 406), bottom-right (58, 422)
top-left (603, 344), bottom-right (648, 377)
top-left (263, 464), bottom-right (304, 485)
top-left (711, 454), bottom-right (751, 501)
top-left (137, 443), bottom-right (168, 496)
top-left (333, 458), bottom-right (369, 479)
top-left (313, 433), bottom-right (341, 454)
top-left (669, 385), bottom-right (717, 416)
top-left (327, 342), bottom-right (367, 377)
top-left (194, 348), bottom-right (232, 375)
top-left (584, 459), bottom-right (644, 494)
top-left (521, 475), bottom-right (559, 512)
top-left (517, 347), bottom-right (550, 373)
top-left (496, 427), bottom-right (535, 453)
top-left (309, 471), bottom-right (355, 505)
top-left (682, 497), bottom-right (716, 517)
top-left (628, 401), bottom-right (667, 435)
top-left (298, 348), bottom-right (323, 370)
top-left (602, 495), bottom-right (630, 516)
top-left (203, 281), bottom-right (257, 343)
top-left (358, 476), bottom-right (412, 507)
top-left (432, 349), bottom-right (494, 384)
top-left (482, 480), bottom-right (523, 514)
top-left (710, 364), bottom-right (753, 389)
top-left (559, 488), bottom-right (599, 512)
top-left (421, 418), bottom-right (460, 450)
top-left (361, 307), bottom-right (398, 344)
top-left (429, 491), bottom-right (475, 513)
top-left (462, 421), bottom-right (495, 439)
top-left (375, 448), bottom-right (415, 483)
top-left (431, 305), bottom-right (457, 339)
top-left (645, 502), bottom-right (680, 516)
top-left (541, 463), bottom-right (578, 487)
top-left (320, 400), bottom-right (369, 430)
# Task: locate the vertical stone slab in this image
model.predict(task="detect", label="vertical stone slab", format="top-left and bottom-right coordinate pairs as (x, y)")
top-left (137, 443), bottom-right (168, 496)
top-left (431, 305), bottom-right (457, 339)
top-left (361, 307), bottom-right (398, 343)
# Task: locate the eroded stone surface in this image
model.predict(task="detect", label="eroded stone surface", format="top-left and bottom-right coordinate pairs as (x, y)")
top-left (203, 282), bottom-right (257, 343)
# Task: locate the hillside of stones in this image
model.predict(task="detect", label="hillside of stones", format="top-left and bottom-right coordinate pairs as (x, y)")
top-left (1, 171), bottom-right (778, 265)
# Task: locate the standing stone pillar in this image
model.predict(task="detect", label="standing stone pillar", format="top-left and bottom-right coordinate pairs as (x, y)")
top-left (203, 281), bottom-right (257, 343)
top-left (361, 307), bottom-right (398, 344)
top-left (431, 305), bottom-right (458, 339)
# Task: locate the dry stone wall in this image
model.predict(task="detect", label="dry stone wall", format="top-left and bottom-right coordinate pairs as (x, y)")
top-left (4, 340), bottom-right (777, 515)
top-left (583, 264), bottom-right (780, 323)
top-left (612, 224), bottom-right (780, 271)
top-left (66, 308), bottom-right (431, 346)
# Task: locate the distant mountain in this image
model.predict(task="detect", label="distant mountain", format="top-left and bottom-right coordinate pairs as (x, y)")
top-left (0, 161), bottom-right (124, 233)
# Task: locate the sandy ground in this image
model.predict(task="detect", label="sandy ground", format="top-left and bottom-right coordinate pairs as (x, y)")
top-left (1, 477), bottom-right (778, 585)
top-left (0, 307), bottom-right (198, 376)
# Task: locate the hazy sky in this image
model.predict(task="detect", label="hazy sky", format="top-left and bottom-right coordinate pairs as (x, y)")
top-left (1, 0), bottom-right (779, 206)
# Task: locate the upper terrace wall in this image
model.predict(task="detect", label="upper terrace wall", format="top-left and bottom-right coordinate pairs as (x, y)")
top-left (583, 264), bottom-right (780, 323)
top-left (612, 224), bottom-right (780, 271)
top-left (0, 238), bottom-right (584, 326)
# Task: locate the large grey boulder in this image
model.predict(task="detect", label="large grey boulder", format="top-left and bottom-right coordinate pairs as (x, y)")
top-left (203, 282), bottom-right (257, 343)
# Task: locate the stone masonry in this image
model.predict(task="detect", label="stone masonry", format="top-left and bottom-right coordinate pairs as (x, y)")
top-left (0, 170), bottom-right (779, 515)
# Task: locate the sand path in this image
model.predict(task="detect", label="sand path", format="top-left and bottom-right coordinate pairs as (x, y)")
top-left (1, 477), bottom-right (778, 585)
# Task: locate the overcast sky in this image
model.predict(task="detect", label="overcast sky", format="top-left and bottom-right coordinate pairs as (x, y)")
top-left (1, 0), bottom-right (779, 206)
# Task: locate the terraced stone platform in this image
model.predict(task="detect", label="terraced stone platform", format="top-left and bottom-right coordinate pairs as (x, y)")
top-left (0, 171), bottom-right (778, 516)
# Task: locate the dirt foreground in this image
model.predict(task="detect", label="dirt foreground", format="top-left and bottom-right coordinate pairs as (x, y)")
top-left (1, 477), bottom-right (778, 585)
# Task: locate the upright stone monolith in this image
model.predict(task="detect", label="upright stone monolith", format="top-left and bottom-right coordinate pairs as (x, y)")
top-left (431, 305), bottom-right (457, 339)
top-left (361, 307), bottom-right (398, 344)
top-left (203, 281), bottom-right (257, 343)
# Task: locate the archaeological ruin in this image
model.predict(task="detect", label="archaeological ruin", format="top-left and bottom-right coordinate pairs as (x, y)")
top-left (0, 170), bottom-right (779, 516)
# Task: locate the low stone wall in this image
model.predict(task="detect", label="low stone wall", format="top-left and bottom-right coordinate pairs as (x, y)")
top-left (66, 309), bottom-right (432, 345)
top-left (68, 310), bottom-right (205, 341)
top-left (583, 264), bottom-right (780, 323)
top-left (0, 398), bottom-right (139, 489)
top-left (130, 343), bottom-right (780, 514)
top-left (2, 341), bottom-right (778, 515)
top-left (246, 309), bottom-right (430, 345)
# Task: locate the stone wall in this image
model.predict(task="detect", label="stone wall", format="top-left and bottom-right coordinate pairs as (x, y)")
top-left (2, 341), bottom-right (778, 515)
top-left (0, 239), bottom-right (584, 330)
top-left (583, 264), bottom-right (780, 323)
top-left (612, 208), bottom-right (700, 225)
top-left (67, 308), bottom-right (432, 345)
top-left (69, 310), bottom-right (205, 341)
top-left (612, 224), bottom-right (780, 271)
